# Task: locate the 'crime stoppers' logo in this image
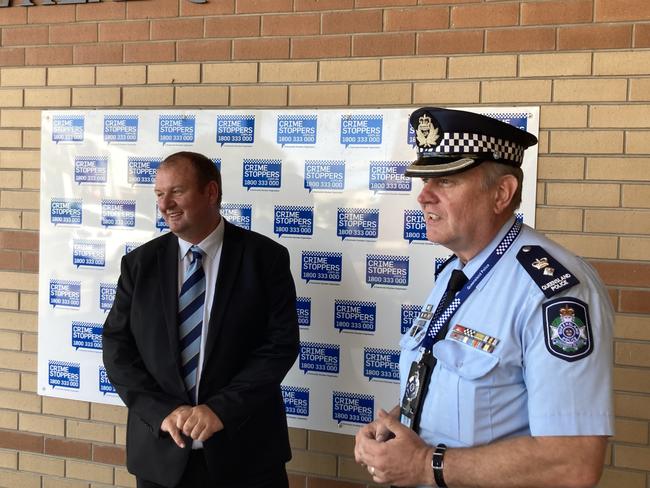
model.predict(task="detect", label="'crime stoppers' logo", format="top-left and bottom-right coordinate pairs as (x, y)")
top-left (274, 206), bottom-right (313, 237)
top-left (159, 114), bottom-right (195, 144)
top-left (50, 198), bottom-right (82, 225)
top-left (101, 199), bottom-right (135, 228)
top-left (366, 254), bottom-right (409, 288)
top-left (337, 208), bottom-right (378, 240)
top-left (104, 114), bottom-right (138, 143)
top-left (340, 114), bottom-right (382, 146)
top-left (296, 297), bottom-right (311, 327)
top-left (216, 115), bottom-right (254, 145)
top-left (369, 161), bottom-right (411, 193)
top-left (71, 322), bottom-right (103, 351)
top-left (277, 115), bottom-right (317, 146)
top-left (332, 391), bottom-right (373, 425)
top-left (48, 361), bottom-right (80, 389)
top-left (75, 156), bottom-right (108, 185)
top-left (52, 115), bottom-right (84, 143)
top-left (301, 251), bottom-right (342, 284)
top-left (304, 160), bottom-right (345, 192)
top-left (99, 366), bottom-right (116, 395)
top-left (363, 347), bottom-right (400, 382)
top-left (299, 342), bottom-right (339, 375)
top-left (401, 304), bottom-right (421, 335)
top-left (404, 210), bottom-right (427, 243)
top-left (49, 279), bottom-right (80, 308)
top-left (282, 386), bottom-right (309, 417)
top-left (128, 157), bottom-right (161, 185)
top-left (99, 283), bottom-right (116, 313)
top-left (334, 300), bottom-right (376, 333)
top-left (72, 240), bottom-right (105, 268)
top-left (222, 204), bottom-right (252, 230)
top-left (242, 159), bottom-right (281, 190)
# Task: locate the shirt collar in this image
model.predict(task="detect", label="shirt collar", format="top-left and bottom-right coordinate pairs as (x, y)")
top-left (177, 218), bottom-right (225, 262)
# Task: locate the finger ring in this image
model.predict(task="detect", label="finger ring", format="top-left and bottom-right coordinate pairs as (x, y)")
top-left (369, 466), bottom-right (375, 476)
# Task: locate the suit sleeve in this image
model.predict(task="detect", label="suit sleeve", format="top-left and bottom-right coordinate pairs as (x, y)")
top-left (102, 255), bottom-right (185, 436)
top-left (204, 244), bottom-right (299, 430)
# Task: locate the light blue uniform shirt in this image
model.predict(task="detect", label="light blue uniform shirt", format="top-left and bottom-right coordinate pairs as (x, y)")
top-left (400, 217), bottom-right (614, 450)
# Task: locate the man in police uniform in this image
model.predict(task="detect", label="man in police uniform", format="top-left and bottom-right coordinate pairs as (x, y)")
top-left (354, 107), bottom-right (614, 488)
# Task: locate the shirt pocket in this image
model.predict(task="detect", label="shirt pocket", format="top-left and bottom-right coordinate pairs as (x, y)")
top-left (426, 340), bottom-right (500, 445)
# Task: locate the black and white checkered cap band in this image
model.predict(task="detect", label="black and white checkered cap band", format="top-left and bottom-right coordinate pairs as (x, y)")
top-left (421, 132), bottom-right (525, 163)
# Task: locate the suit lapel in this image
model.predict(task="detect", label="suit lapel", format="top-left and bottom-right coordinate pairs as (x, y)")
top-left (158, 234), bottom-right (182, 367)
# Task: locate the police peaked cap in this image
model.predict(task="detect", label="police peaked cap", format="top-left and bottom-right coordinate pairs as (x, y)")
top-left (405, 107), bottom-right (538, 178)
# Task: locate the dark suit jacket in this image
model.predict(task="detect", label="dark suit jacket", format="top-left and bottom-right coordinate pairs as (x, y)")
top-left (102, 220), bottom-right (299, 487)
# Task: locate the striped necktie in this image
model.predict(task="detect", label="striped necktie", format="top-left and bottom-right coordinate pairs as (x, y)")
top-left (179, 245), bottom-right (205, 404)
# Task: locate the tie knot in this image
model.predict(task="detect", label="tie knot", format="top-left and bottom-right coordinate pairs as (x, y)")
top-left (189, 246), bottom-right (203, 264)
top-left (447, 269), bottom-right (468, 294)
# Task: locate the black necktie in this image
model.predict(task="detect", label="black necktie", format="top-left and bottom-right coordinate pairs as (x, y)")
top-left (433, 269), bottom-right (468, 342)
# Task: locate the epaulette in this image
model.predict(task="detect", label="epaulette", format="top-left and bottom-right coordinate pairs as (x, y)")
top-left (516, 245), bottom-right (579, 298)
top-left (435, 254), bottom-right (457, 280)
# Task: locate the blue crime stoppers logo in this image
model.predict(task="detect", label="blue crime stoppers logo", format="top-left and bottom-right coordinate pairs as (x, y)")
top-left (49, 279), bottom-right (81, 308)
top-left (243, 159), bottom-right (282, 190)
top-left (104, 114), bottom-right (138, 143)
top-left (71, 321), bottom-right (103, 351)
top-left (51, 198), bottom-right (82, 225)
top-left (72, 240), bottom-right (105, 268)
top-left (364, 347), bottom-right (400, 382)
top-left (277, 115), bottom-right (317, 146)
top-left (99, 366), bottom-right (116, 395)
top-left (101, 199), bottom-right (136, 228)
top-left (48, 360), bottom-right (80, 389)
top-left (274, 205), bottom-right (313, 237)
top-left (124, 242), bottom-right (141, 255)
top-left (404, 210), bottom-right (427, 243)
top-left (159, 114), bottom-right (195, 144)
top-left (340, 114), bottom-right (382, 146)
top-left (300, 342), bottom-right (339, 375)
top-left (333, 391), bottom-right (374, 425)
top-left (369, 161), bottom-right (411, 193)
top-left (52, 115), bottom-right (84, 143)
top-left (99, 283), bottom-right (116, 312)
top-left (128, 157), bottom-right (161, 185)
top-left (407, 118), bottom-right (417, 147)
top-left (337, 208), bottom-right (379, 240)
top-left (366, 254), bottom-right (409, 288)
top-left (74, 156), bottom-right (108, 185)
top-left (301, 251), bottom-right (342, 284)
top-left (304, 160), bottom-right (345, 192)
top-left (155, 204), bottom-right (169, 232)
top-left (401, 304), bottom-right (421, 334)
top-left (222, 203), bottom-right (252, 230)
top-left (212, 158), bottom-right (221, 172)
top-left (334, 300), bottom-right (376, 333)
top-left (487, 112), bottom-right (529, 132)
top-left (281, 386), bottom-right (309, 417)
top-left (216, 115), bottom-right (255, 145)
top-left (296, 297), bottom-right (311, 327)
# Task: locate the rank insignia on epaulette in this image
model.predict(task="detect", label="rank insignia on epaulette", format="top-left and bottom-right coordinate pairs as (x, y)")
top-left (543, 297), bottom-right (593, 362)
top-left (516, 245), bottom-right (579, 298)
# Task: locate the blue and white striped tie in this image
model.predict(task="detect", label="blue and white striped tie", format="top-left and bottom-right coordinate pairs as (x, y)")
top-left (179, 245), bottom-right (205, 404)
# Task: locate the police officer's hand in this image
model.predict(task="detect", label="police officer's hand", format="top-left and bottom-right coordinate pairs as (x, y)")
top-left (355, 409), bottom-right (435, 487)
top-left (180, 404), bottom-right (224, 442)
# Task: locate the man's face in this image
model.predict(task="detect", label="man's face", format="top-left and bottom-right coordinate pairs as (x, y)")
top-left (154, 159), bottom-right (220, 244)
top-left (416, 165), bottom-right (496, 261)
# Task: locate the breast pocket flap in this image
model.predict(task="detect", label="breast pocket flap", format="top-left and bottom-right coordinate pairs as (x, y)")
top-left (432, 340), bottom-right (499, 380)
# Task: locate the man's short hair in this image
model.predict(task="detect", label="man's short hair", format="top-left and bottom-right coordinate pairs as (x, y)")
top-left (481, 161), bottom-right (523, 211)
top-left (162, 151), bottom-right (222, 208)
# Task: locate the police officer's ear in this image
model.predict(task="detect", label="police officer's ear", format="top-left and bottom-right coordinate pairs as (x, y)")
top-left (492, 173), bottom-right (518, 215)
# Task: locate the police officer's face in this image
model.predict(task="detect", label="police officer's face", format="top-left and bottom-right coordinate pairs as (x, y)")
top-left (417, 165), bottom-right (498, 261)
top-left (154, 159), bottom-right (220, 244)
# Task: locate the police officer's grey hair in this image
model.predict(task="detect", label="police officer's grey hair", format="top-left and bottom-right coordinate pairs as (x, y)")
top-left (480, 162), bottom-right (523, 212)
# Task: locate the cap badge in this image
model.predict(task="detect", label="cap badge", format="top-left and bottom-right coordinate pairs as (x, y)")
top-left (416, 113), bottom-right (440, 148)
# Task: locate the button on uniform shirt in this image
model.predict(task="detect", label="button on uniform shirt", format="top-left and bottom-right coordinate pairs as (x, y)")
top-left (400, 217), bottom-right (614, 468)
top-left (177, 218), bottom-right (224, 448)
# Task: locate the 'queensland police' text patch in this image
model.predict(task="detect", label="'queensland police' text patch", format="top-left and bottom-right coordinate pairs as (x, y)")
top-left (543, 297), bottom-right (593, 362)
top-left (517, 245), bottom-right (579, 298)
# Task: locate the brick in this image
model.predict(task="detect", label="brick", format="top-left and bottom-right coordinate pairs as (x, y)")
top-left (289, 84), bottom-right (348, 106)
top-left (554, 79), bottom-right (627, 103)
top-left (260, 62), bottom-right (318, 82)
top-left (585, 209), bottom-right (650, 234)
top-left (0, 349), bottom-right (35, 372)
top-left (42, 477), bottom-right (89, 488)
top-left (96, 66), bottom-right (146, 86)
top-left (205, 15), bottom-right (260, 38)
top-left (233, 38), bottom-right (289, 60)
top-left (614, 418), bottom-right (649, 444)
top-left (148, 64), bottom-right (200, 84)
top-left (626, 130), bottom-right (650, 153)
top-left (20, 293), bottom-right (38, 312)
top-left (22, 130), bottom-right (40, 150)
top-left (629, 78), bottom-right (650, 101)
top-left (0, 231), bottom-right (37, 251)
top-left (594, 51), bottom-right (650, 75)
top-left (287, 450), bottom-right (337, 476)
top-left (353, 33), bottom-right (415, 56)
top-left (0, 430), bottom-right (42, 452)
top-left (0, 192), bottom-right (39, 212)
top-left (592, 261), bottom-right (650, 288)
top-left (418, 30), bottom-right (484, 55)
top-left (550, 130), bottom-right (623, 154)
top-left (620, 290), bottom-right (650, 314)
top-left (615, 314), bottom-right (650, 341)
top-left (616, 342), bottom-right (650, 367)
top-left (44, 437), bottom-right (91, 461)
top-left (559, 24), bottom-right (632, 50)
top-left (0, 7), bottom-right (26, 25)
top-left (591, 104), bottom-right (650, 127)
top-left (543, 233), bottom-right (617, 259)
top-left (21, 372), bottom-right (37, 393)
top-left (540, 106), bottom-right (587, 129)
top-left (47, 66), bottom-right (94, 87)
top-left (486, 27), bottom-right (555, 52)
top-left (0, 150), bottom-right (39, 169)
top-left (122, 87), bottom-right (173, 107)
top-left (203, 62), bottom-right (257, 83)
top-left (124, 42), bottom-right (175, 63)
top-left (287, 427), bottom-right (306, 450)
top-left (0, 129), bottom-right (21, 147)
top-left (50, 23), bottom-right (98, 45)
top-left (295, 0), bottom-right (353, 10)
top-left (126, 0), bottom-right (179, 19)
top-left (338, 456), bottom-right (373, 482)
top-left (614, 367), bottom-right (650, 394)
top-left (599, 468), bottom-right (646, 488)
top-left (93, 444), bottom-right (125, 465)
top-left (0, 47), bottom-right (25, 67)
top-left (357, 0), bottom-right (415, 5)
top-left (1, 67), bottom-right (45, 87)
top-left (0, 290), bottom-right (19, 309)
top-left (288, 473), bottom-right (306, 488)
top-left (262, 14), bottom-right (320, 36)
top-left (27, 4), bottom-right (75, 24)
top-left (0, 210), bottom-right (21, 229)
top-left (66, 420), bottom-right (114, 444)
top-left (623, 184), bottom-right (650, 208)
top-left (308, 431), bottom-right (354, 456)
top-left (587, 157), bottom-right (650, 182)
top-left (384, 6), bottom-right (448, 31)
top-left (0, 371), bottom-right (20, 391)
top-left (73, 44), bottom-right (122, 65)
top-left (76, 1), bottom-right (126, 21)
top-left (291, 36), bottom-right (351, 59)
top-left (21, 253), bottom-right (37, 272)
top-left (25, 46), bottom-right (73, 66)
top-left (21, 331), bottom-right (37, 351)
top-left (235, 0), bottom-right (292, 14)
top-left (115, 467), bottom-right (136, 488)
top-left (0, 250), bottom-right (21, 270)
top-left (615, 445), bottom-right (650, 471)
top-left (19, 452), bottom-right (64, 476)
top-left (98, 21), bottom-right (150, 42)
top-left (546, 182), bottom-right (619, 207)
top-left (0, 469), bottom-right (40, 488)
top-left (482, 80), bottom-right (551, 103)
top-left (322, 10), bottom-right (383, 34)
top-left (43, 397), bottom-right (89, 420)
top-left (634, 23), bottom-right (650, 47)
top-left (175, 86), bottom-right (229, 107)
top-left (320, 59), bottom-right (379, 82)
top-left (72, 87), bottom-right (120, 107)
top-left (0, 450), bottom-right (16, 469)
top-left (151, 18), bottom-right (204, 40)
top-left (350, 83), bottom-right (411, 105)
top-left (24, 88), bottom-right (70, 108)
top-left (66, 459), bottom-right (113, 484)
top-left (0, 170), bottom-right (22, 187)
top-left (0, 272), bottom-right (36, 291)
top-left (521, 0), bottom-right (592, 25)
top-left (519, 53), bottom-right (591, 77)
top-left (382, 57), bottom-right (446, 81)
top-left (0, 90), bottom-right (22, 108)
top-left (230, 86), bottom-right (287, 106)
top-left (414, 81), bottom-right (479, 104)
top-left (177, 40), bottom-right (231, 62)
top-left (180, 0), bottom-right (235, 15)
top-left (451, 2), bottom-right (518, 28)
top-left (2, 26), bottom-right (48, 46)
top-left (448, 54), bottom-right (516, 79)
top-left (115, 425), bottom-right (126, 446)
top-left (595, 0), bottom-right (650, 21)
top-left (90, 404), bottom-right (126, 425)
top-left (0, 330), bottom-right (20, 350)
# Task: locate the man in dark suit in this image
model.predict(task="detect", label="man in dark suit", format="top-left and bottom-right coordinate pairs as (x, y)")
top-left (102, 151), bottom-right (300, 488)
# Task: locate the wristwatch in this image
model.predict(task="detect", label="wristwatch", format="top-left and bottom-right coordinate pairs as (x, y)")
top-left (431, 443), bottom-right (447, 488)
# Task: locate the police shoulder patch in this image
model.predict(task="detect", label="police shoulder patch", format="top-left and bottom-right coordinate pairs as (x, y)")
top-left (516, 245), bottom-right (579, 298)
top-left (542, 297), bottom-right (593, 362)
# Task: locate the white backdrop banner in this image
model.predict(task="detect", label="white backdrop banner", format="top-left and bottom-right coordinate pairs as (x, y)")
top-left (38, 107), bottom-right (539, 435)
